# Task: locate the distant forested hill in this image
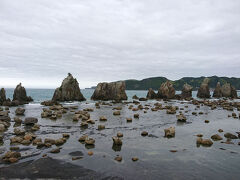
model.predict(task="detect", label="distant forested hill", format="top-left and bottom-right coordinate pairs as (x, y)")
top-left (124, 76), bottom-right (240, 90)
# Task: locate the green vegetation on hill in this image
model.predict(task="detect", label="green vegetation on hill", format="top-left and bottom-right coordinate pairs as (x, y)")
top-left (125, 77), bottom-right (168, 90)
top-left (124, 76), bottom-right (240, 90)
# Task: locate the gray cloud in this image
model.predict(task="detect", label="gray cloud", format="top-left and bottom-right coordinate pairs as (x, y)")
top-left (0, 0), bottom-right (240, 88)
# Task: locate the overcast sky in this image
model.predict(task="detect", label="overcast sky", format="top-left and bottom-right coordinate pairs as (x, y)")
top-left (0, 0), bottom-right (240, 88)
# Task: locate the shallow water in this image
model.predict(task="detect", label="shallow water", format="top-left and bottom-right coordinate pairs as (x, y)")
top-left (1, 99), bottom-right (240, 179)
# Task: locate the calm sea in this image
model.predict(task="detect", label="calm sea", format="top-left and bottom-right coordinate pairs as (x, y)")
top-left (4, 88), bottom-right (240, 103)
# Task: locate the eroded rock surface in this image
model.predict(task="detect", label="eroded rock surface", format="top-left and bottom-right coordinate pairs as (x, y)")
top-left (197, 78), bottom-right (210, 98)
top-left (13, 83), bottom-right (33, 104)
top-left (91, 81), bottom-right (127, 101)
top-left (157, 81), bottom-right (175, 99)
top-left (221, 83), bottom-right (237, 98)
top-left (52, 73), bottom-right (85, 102)
top-left (213, 82), bottom-right (222, 98)
top-left (0, 88), bottom-right (6, 105)
top-left (181, 83), bottom-right (193, 99)
top-left (146, 88), bottom-right (157, 99)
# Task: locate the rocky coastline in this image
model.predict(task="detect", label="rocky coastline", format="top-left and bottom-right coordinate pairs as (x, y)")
top-left (0, 74), bottom-right (240, 179)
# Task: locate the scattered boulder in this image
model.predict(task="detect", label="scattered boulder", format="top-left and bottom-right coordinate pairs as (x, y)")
top-left (181, 83), bottom-right (193, 99)
top-left (113, 111), bottom-right (121, 115)
top-left (141, 131), bottom-right (148, 136)
top-left (3, 99), bottom-right (20, 107)
top-left (44, 138), bottom-right (56, 145)
top-left (99, 116), bottom-right (107, 121)
top-left (196, 137), bottom-right (213, 147)
top-left (55, 138), bottom-right (66, 146)
top-left (87, 151), bottom-right (93, 156)
top-left (197, 78), bottom-right (210, 98)
top-left (211, 134), bottom-right (223, 141)
top-left (80, 122), bottom-right (88, 128)
top-left (132, 95), bottom-right (139, 99)
top-left (24, 117), bottom-right (38, 125)
top-left (91, 81), bottom-right (127, 101)
top-left (15, 108), bottom-right (25, 115)
top-left (157, 81), bottom-right (175, 99)
top-left (146, 88), bottom-right (157, 99)
top-left (196, 134), bottom-right (203, 137)
top-left (176, 114), bottom-right (187, 122)
top-left (204, 120), bottom-right (210, 123)
top-left (126, 118), bottom-right (132, 122)
top-left (218, 129), bottom-right (224, 133)
top-left (85, 138), bottom-right (95, 145)
top-left (52, 73), bottom-right (85, 102)
top-left (14, 128), bottom-right (25, 135)
top-left (97, 124), bottom-right (105, 131)
top-left (132, 157), bottom-right (138, 162)
top-left (133, 114), bottom-right (139, 118)
top-left (62, 134), bottom-right (70, 138)
top-left (41, 100), bottom-right (58, 106)
top-left (31, 124), bottom-right (40, 131)
top-left (2, 151), bottom-right (21, 163)
top-left (13, 83), bottom-right (33, 104)
top-left (112, 136), bottom-right (122, 145)
top-left (115, 156), bottom-right (122, 162)
top-left (10, 136), bottom-right (23, 144)
top-left (9, 146), bottom-right (20, 151)
top-left (51, 148), bottom-right (60, 153)
top-left (139, 97), bottom-right (147, 101)
top-left (224, 133), bottom-right (238, 139)
top-left (213, 82), bottom-right (222, 98)
top-left (117, 132), bottom-right (123, 137)
top-left (164, 127), bottom-right (175, 138)
top-left (78, 135), bottom-right (88, 142)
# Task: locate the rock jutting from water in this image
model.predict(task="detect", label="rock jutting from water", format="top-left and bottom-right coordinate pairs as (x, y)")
top-left (213, 82), bottom-right (222, 98)
top-left (91, 81), bottom-right (127, 101)
top-left (213, 82), bottom-right (237, 98)
top-left (181, 83), bottom-right (193, 99)
top-left (0, 88), bottom-right (6, 105)
top-left (52, 73), bottom-right (85, 102)
top-left (221, 83), bottom-right (238, 98)
top-left (13, 83), bottom-right (33, 104)
top-left (197, 78), bottom-right (210, 98)
top-left (146, 88), bottom-right (157, 99)
top-left (157, 81), bottom-right (175, 99)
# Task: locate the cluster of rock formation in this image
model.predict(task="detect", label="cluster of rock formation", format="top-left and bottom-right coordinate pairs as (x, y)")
top-left (144, 78), bottom-right (238, 100)
top-left (146, 81), bottom-right (176, 100)
top-left (0, 83), bottom-right (33, 106)
top-left (213, 82), bottom-right (237, 98)
top-left (145, 81), bottom-right (193, 100)
top-left (50, 74), bottom-right (128, 102)
top-left (196, 78), bottom-right (237, 99)
top-left (1, 74), bottom-right (239, 107)
top-left (52, 73), bottom-right (85, 102)
top-left (91, 81), bottom-right (127, 101)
